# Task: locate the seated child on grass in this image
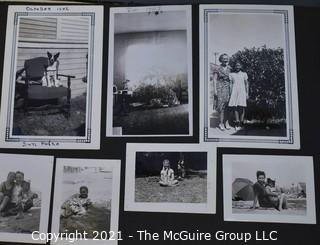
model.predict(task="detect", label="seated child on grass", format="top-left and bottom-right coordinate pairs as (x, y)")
top-left (159, 159), bottom-right (179, 187)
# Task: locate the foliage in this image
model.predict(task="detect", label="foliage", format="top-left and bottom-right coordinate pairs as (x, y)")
top-left (131, 75), bottom-right (187, 106)
top-left (229, 46), bottom-right (286, 121)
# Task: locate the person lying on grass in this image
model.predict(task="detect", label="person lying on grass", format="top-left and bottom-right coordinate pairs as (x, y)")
top-left (159, 159), bottom-right (179, 187)
top-left (61, 186), bottom-right (92, 218)
top-left (251, 171), bottom-right (288, 211)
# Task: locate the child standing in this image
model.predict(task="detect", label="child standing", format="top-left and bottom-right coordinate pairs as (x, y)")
top-left (228, 62), bottom-right (249, 130)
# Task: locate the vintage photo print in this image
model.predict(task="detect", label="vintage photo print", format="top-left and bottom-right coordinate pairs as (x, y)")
top-left (107, 5), bottom-right (193, 137)
top-left (0, 154), bottom-right (53, 244)
top-left (0, 5), bottom-right (103, 149)
top-left (125, 143), bottom-right (216, 213)
top-left (51, 158), bottom-right (121, 245)
top-left (223, 154), bottom-right (316, 224)
top-left (199, 5), bottom-right (300, 148)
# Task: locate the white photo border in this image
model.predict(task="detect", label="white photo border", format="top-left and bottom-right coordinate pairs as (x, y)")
top-left (199, 5), bottom-right (300, 149)
top-left (125, 143), bottom-right (216, 214)
top-left (51, 158), bottom-right (121, 245)
top-left (106, 5), bottom-right (193, 137)
top-left (0, 154), bottom-right (54, 244)
top-left (0, 5), bottom-right (103, 149)
top-left (223, 154), bottom-right (316, 224)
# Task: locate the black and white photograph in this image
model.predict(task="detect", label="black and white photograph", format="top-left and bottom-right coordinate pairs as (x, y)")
top-left (51, 158), bottom-right (120, 245)
top-left (0, 5), bottom-right (103, 149)
top-left (0, 154), bottom-right (53, 243)
top-left (107, 5), bottom-right (193, 136)
top-left (223, 154), bottom-right (316, 224)
top-left (125, 144), bottom-right (216, 213)
top-left (200, 5), bottom-right (300, 148)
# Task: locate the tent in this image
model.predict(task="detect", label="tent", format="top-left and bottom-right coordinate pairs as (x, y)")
top-left (232, 178), bottom-right (255, 201)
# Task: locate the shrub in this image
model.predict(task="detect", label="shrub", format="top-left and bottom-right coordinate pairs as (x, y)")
top-left (229, 46), bottom-right (286, 121)
top-left (132, 84), bottom-right (180, 106)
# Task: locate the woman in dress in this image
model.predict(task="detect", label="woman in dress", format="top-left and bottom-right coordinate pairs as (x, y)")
top-left (228, 62), bottom-right (249, 130)
top-left (213, 53), bottom-right (232, 131)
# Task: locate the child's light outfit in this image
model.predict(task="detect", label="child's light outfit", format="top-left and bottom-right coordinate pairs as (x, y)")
top-left (228, 71), bottom-right (248, 107)
top-left (159, 168), bottom-right (178, 186)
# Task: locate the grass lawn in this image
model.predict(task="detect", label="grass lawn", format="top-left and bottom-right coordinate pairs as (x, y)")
top-left (135, 175), bottom-right (207, 203)
top-left (60, 205), bottom-right (111, 238)
top-left (113, 104), bottom-right (189, 135)
top-left (13, 94), bottom-right (86, 136)
top-left (0, 208), bottom-right (40, 233)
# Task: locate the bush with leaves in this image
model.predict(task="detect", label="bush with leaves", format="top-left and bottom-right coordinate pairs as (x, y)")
top-left (229, 46), bottom-right (286, 122)
top-left (132, 75), bottom-right (186, 107)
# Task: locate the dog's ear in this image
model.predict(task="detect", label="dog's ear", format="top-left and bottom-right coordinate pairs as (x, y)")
top-left (47, 51), bottom-right (52, 59)
top-left (54, 52), bottom-right (60, 60)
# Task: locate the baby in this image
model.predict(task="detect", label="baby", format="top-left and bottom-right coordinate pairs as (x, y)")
top-left (16, 180), bottom-right (37, 219)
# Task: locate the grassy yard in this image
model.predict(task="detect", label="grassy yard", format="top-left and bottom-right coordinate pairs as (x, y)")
top-left (60, 204), bottom-right (111, 238)
top-left (135, 175), bottom-right (207, 203)
top-left (13, 94), bottom-right (86, 136)
top-left (113, 104), bottom-right (189, 135)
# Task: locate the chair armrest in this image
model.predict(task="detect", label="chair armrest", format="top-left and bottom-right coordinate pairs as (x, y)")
top-left (57, 74), bottom-right (75, 90)
top-left (57, 74), bottom-right (76, 79)
top-left (16, 67), bottom-right (26, 81)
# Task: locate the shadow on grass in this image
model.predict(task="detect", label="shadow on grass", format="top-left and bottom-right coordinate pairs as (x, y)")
top-left (135, 174), bottom-right (207, 203)
top-left (113, 104), bottom-right (189, 135)
top-left (12, 94), bottom-right (86, 136)
top-left (232, 123), bottom-right (286, 136)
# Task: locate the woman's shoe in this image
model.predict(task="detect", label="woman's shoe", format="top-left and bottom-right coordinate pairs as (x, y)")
top-left (235, 121), bottom-right (241, 131)
top-left (225, 121), bottom-right (231, 130)
top-left (218, 123), bottom-right (226, 131)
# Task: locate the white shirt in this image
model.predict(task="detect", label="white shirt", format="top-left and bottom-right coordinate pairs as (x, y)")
top-left (11, 184), bottom-right (22, 204)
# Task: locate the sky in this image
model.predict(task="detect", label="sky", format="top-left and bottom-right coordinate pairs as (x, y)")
top-left (62, 168), bottom-right (113, 203)
top-left (208, 13), bottom-right (285, 63)
top-left (0, 155), bottom-right (52, 193)
top-left (125, 37), bottom-right (187, 88)
top-left (230, 155), bottom-right (309, 187)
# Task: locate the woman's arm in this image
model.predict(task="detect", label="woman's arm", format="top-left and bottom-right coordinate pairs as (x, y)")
top-left (229, 74), bottom-right (234, 94)
top-left (213, 73), bottom-right (218, 96)
top-left (265, 187), bottom-right (278, 197)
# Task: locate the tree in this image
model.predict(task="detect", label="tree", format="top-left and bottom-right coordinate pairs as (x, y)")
top-left (229, 46), bottom-right (286, 121)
